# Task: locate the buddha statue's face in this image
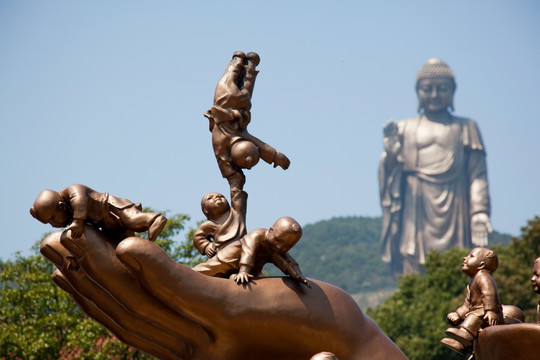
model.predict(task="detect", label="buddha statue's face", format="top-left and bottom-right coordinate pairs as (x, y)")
top-left (416, 78), bottom-right (455, 114)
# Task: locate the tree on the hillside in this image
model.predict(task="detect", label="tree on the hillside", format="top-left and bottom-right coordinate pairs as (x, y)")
top-left (138, 209), bottom-right (204, 266)
top-left (1, 210), bottom-right (199, 360)
top-left (367, 248), bottom-right (468, 360)
top-left (270, 216), bottom-right (510, 296)
top-left (367, 216), bottom-right (540, 360)
top-left (283, 217), bottom-right (397, 293)
top-left (1, 241), bottom-right (82, 359)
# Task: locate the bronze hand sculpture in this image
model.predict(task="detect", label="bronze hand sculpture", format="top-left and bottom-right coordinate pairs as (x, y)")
top-left (41, 227), bottom-right (407, 360)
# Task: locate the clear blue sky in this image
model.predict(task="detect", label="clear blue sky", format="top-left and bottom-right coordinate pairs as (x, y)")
top-left (1, 1), bottom-right (539, 259)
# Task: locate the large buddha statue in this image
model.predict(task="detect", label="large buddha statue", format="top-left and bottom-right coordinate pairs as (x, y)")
top-left (379, 58), bottom-right (492, 275)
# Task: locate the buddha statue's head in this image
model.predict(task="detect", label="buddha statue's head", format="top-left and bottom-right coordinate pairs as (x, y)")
top-left (415, 58), bottom-right (456, 114)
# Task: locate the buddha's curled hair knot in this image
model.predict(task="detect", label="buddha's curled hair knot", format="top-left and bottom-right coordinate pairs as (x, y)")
top-left (415, 58), bottom-right (455, 86)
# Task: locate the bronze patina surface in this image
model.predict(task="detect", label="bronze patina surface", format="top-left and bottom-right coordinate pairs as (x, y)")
top-left (441, 247), bottom-right (503, 356)
top-left (33, 52), bottom-right (408, 360)
top-left (40, 227), bottom-right (406, 360)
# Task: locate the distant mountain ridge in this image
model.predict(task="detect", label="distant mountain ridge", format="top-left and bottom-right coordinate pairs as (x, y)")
top-left (266, 216), bottom-right (512, 295)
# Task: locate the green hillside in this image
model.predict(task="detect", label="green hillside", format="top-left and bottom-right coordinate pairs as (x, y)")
top-left (267, 216), bottom-right (512, 297)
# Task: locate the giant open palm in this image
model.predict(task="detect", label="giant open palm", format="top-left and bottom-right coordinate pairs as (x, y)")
top-left (40, 227), bottom-right (406, 360)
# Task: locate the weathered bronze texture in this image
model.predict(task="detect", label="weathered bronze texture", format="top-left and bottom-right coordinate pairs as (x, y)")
top-left (473, 323), bottom-right (540, 360)
top-left (193, 216), bottom-right (308, 287)
top-left (194, 53), bottom-right (308, 287)
top-left (440, 247), bottom-right (503, 356)
top-left (30, 184), bottom-right (167, 242)
top-left (33, 52), bottom-right (409, 359)
top-left (465, 258), bottom-right (540, 359)
top-left (194, 191), bottom-right (248, 258)
top-left (379, 58), bottom-right (491, 275)
top-left (204, 51), bottom-right (290, 191)
top-left (40, 227), bottom-right (407, 360)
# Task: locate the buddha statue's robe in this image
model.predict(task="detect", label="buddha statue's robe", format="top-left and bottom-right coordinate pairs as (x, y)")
top-left (379, 115), bottom-right (490, 273)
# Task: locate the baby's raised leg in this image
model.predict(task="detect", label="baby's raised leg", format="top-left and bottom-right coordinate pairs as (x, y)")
top-left (119, 207), bottom-right (167, 241)
top-left (241, 52), bottom-right (260, 96)
top-left (213, 51), bottom-right (249, 108)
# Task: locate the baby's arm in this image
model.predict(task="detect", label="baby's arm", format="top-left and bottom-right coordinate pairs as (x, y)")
top-left (446, 312), bottom-right (461, 325)
top-left (478, 273), bottom-right (502, 325)
top-left (231, 232), bottom-right (259, 285)
top-left (273, 152), bottom-right (291, 170)
top-left (447, 289), bottom-right (471, 325)
top-left (243, 133), bottom-right (290, 170)
top-left (484, 310), bottom-right (500, 326)
top-left (231, 264), bottom-right (254, 285)
top-left (193, 222), bottom-right (216, 257)
top-left (66, 219), bottom-right (85, 239)
top-left (272, 253), bottom-right (310, 287)
top-left (60, 184), bottom-right (89, 238)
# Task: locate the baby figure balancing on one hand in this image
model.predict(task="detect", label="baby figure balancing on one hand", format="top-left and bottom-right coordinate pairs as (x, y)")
top-left (205, 51), bottom-right (290, 191)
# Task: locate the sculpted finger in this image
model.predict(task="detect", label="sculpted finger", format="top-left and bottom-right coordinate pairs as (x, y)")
top-left (51, 270), bottom-right (179, 360)
top-left (116, 237), bottom-right (215, 349)
top-left (116, 239), bottom-right (230, 340)
top-left (59, 228), bottom-right (208, 353)
top-left (43, 231), bottom-right (191, 357)
top-left (40, 231), bottom-right (71, 269)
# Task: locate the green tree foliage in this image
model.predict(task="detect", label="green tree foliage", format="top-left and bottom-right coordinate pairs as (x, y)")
top-left (138, 209), bottom-right (204, 266)
top-left (367, 248), bottom-right (469, 360)
top-left (269, 216), bottom-right (511, 295)
top-left (1, 210), bottom-right (197, 360)
top-left (0, 241), bottom-right (84, 359)
top-left (367, 216), bottom-right (540, 360)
